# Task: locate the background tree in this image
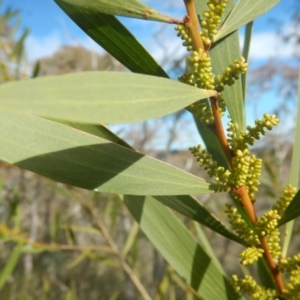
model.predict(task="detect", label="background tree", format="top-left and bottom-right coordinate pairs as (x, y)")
top-left (37, 45), bottom-right (124, 76)
top-left (0, 7), bottom-right (29, 82)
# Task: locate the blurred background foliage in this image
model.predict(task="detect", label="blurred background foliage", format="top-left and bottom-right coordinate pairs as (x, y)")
top-left (0, 2), bottom-right (299, 300)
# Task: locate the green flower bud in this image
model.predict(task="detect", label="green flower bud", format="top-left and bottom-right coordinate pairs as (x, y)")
top-left (231, 274), bottom-right (278, 299)
top-left (200, 0), bottom-right (229, 43)
top-left (240, 246), bottom-right (264, 266)
top-left (273, 184), bottom-right (297, 217)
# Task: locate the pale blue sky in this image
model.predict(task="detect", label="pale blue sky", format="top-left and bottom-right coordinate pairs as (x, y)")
top-left (1, 0), bottom-right (296, 63)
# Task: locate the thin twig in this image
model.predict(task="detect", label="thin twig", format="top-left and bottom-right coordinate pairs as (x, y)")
top-left (210, 97), bottom-right (233, 166)
top-left (75, 196), bottom-right (152, 300)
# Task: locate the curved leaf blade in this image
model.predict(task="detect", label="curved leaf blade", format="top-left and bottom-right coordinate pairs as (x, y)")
top-left (241, 21), bottom-right (253, 101)
top-left (210, 32), bottom-right (245, 133)
top-left (281, 68), bottom-right (300, 252)
top-left (215, 0), bottom-right (280, 42)
top-left (124, 195), bottom-right (242, 300)
top-left (288, 67), bottom-right (300, 189)
top-left (154, 195), bottom-right (245, 245)
top-left (279, 70), bottom-right (300, 227)
top-left (0, 72), bottom-right (215, 124)
top-left (55, 0), bottom-right (180, 24)
top-left (0, 243), bottom-right (23, 291)
top-left (278, 189), bottom-right (300, 226)
top-left (54, 2), bottom-right (168, 78)
top-left (0, 111), bottom-right (212, 195)
top-left (256, 258), bottom-right (276, 290)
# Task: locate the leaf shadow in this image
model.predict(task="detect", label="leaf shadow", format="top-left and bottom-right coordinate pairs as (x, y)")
top-left (15, 143), bottom-right (144, 191)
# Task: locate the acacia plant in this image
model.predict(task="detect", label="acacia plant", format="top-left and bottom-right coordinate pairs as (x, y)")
top-left (0, 0), bottom-right (299, 299)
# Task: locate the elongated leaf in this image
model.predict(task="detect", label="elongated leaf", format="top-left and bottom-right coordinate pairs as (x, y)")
top-left (54, 2), bottom-right (168, 78)
top-left (0, 111), bottom-right (212, 195)
top-left (124, 195), bottom-right (242, 300)
top-left (0, 72), bottom-right (215, 124)
top-left (55, 0), bottom-right (180, 24)
top-left (241, 21), bottom-right (253, 101)
top-left (0, 243), bottom-right (23, 290)
top-left (215, 0), bottom-right (280, 42)
top-left (211, 32), bottom-right (244, 133)
top-left (282, 68), bottom-right (300, 253)
top-left (289, 67), bottom-right (300, 190)
top-left (278, 189), bottom-right (300, 226)
top-left (154, 195), bottom-right (245, 245)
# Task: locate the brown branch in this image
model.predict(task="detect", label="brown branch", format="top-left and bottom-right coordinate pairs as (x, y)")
top-left (259, 237), bottom-right (285, 294)
top-left (210, 97), bottom-right (233, 166)
top-left (210, 94), bottom-right (285, 295)
top-left (183, 0), bottom-right (205, 52)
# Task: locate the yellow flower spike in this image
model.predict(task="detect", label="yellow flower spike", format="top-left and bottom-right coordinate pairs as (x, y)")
top-left (272, 184), bottom-right (297, 217)
top-left (240, 246), bottom-right (264, 266)
top-left (225, 204), bottom-right (259, 245)
top-left (231, 274), bottom-right (278, 300)
top-left (255, 210), bottom-right (280, 238)
top-left (200, 0), bottom-right (229, 44)
top-left (174, 24), bottom-right (193, 51)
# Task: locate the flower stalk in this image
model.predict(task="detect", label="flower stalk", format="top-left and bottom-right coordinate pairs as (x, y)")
top-left (183, 0), bottom-right (286, 296)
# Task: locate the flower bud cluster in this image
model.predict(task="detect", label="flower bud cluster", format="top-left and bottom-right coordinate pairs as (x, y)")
top-left (227, 114), bottom-right (280, 151)
top-left (187, 49), bottom-right (229, 123)
top-left (189, 145), bottom-right (230, 185)
top-left (191, 49), bottom-right (214, 90)
top-left (229, 149), bottom-right (251, 188)
top-left (200, 0), bottom-right (229, 46)
top-left (255, 210), bottom-right (280, 237)
top-left (217, 93), bottom-right (226, 116)
top-left (280, 257), bottom-right (300, 299)
top-left (178, 73), bottom-right (196, 87)
top-left (226, 115), bottom-right (279, 199)
top-left (282, 269), bottom-right (300, 300)
top-left (189, 101), bottom-right (214, 125)
top-left (239, 246), bottom-right (264, 266)
top-left (253, 211), bottom-right (282, 262)
top-left (231, 274), bottom-right (278, 300)
top-left (178, 49), bottom-right (215, 124)
top-left (266, 228), bottom-right (281, 260)
top-left (214, 57), bottom-right (248, 91)
top-left (280, 254), bottom-right (300, 272)
top-left (190, 144), bottom-right (261, 199)
top-left (225, 204), bottom-right (259, 245)
top-left (174, 25), bottom-right (193, 51)
top-left (273, 184), bottom-right (297, 217)
top-left (246, 155), bottom-right (262, 200)
top-left (228, 152), bottom-right (261, 200)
